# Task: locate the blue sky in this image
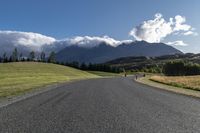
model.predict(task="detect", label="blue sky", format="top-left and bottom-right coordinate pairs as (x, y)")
top-left (0, 0), bottom-right (199, 53)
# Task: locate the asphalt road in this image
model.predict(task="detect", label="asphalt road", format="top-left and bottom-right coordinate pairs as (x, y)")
top-left (0, 77), bottom-right (200, 133)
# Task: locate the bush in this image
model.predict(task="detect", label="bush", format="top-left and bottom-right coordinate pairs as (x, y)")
top-left (163, 61), bottom-right (200, 76)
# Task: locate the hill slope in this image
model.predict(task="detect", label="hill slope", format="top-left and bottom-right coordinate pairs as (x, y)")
top-left (0, 62), bottom-right (98, 98)
top-left (106, 53), bottom-right (200, 71)
top-left (56, 41), bottom-right (182, 63)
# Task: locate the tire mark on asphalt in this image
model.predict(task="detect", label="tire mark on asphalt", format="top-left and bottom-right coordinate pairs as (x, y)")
top-left (52, 92), bottom-right (72, 107)
top-left (38, 92), bottom-right (64, 107)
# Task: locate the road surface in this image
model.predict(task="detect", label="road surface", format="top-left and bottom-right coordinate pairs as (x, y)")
top-left (0, 77), bottom-right (200, 133)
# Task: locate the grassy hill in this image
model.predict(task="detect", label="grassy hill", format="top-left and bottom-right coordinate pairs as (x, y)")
top-left (106, 53), bottom-right (200, 72)
top-left (0, 62), bottom-right (99, 98)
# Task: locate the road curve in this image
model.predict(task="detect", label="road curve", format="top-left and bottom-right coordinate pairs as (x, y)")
top-left (0, 77), bottom-right (200, 133)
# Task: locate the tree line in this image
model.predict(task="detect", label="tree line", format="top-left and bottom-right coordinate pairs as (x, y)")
top-left (63, 62), bottom-right (121, 73)
top-left (0, 48), bottom-right (121, 73)
top-left (0, 48), bottom-right (56, 63)
top-left (163, 60), bottom-right (200, 76)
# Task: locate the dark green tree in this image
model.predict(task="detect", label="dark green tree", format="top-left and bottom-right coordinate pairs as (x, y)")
top-left (2, 52), bottom-right (8, 63)
top-left (163, 61), bottom-right (185, 76)
top-left (71, 61), bottom-right (79, 68)
top-left (19, 53), bottom-right (23, 61)
top-left (12, 48), bottom-right (18, 62)
top-left (88, 63), bottom-right (94, 70)
top-left (29, 51), bottom-right (35, 61)
top-left (8, 56), bottom-right (12, 62)
top-left (40, 51), bottom-right (46, 62)
top-left (80, 62), bottom-right (87, 70)
top-left (163, 61), bottom-right (200, 76)
top-left (48, 51), bottom-right (56, 63)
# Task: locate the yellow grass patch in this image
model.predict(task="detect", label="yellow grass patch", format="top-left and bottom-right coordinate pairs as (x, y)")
top-left (150, 75), bottom-right (200, 91)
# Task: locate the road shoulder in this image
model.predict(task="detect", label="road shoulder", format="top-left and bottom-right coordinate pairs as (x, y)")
top-left (0, 77), bottom-right (107, 108)
top-left (0, 82), bottom-right (72, 108)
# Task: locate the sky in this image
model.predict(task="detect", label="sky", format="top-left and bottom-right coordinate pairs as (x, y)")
top-left (0, 0), bottom-right (199, 53)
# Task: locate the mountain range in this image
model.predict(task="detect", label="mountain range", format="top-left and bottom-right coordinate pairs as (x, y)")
top-left (0, 31), bottom-right (182, 63)
top-left (55, 41), bottom-right (182, 63)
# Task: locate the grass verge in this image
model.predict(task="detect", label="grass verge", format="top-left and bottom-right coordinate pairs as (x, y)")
top-left (150, 75), bottom-right (200, 91)
top-left (0, 62), bottom-right (99, 98)
top-left (137, 75), bottom-right (200, 98)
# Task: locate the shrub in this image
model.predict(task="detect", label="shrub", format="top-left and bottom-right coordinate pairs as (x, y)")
top-left (163, 61), bottom-right (200, 76)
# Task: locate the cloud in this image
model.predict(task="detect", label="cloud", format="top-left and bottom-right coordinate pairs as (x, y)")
top-left (0, 31), bottom-right (133, 55)
top-left (166, 41), bottom-right (188, 46)
top-left (59, 36), bottom-right (132, 48)
top-left (0, 31), bottom-right (56, 53)
top-left (63, 36), bottom-right (120, 47)
top-left (130, 13), bottom-right (197, 43)
top-left (173, 15), bottom-right (191, 31)
top-left (183, 31), bottom-right (198, 36)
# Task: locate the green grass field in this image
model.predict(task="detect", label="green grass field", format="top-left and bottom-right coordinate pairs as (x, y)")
top-left (0, 62), bottom-right (99, 98)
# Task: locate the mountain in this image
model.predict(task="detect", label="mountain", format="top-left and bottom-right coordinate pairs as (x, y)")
top-left (0, 31), bottom-right (182, 62)
top-left (55, 41), bottom-right (183, 63)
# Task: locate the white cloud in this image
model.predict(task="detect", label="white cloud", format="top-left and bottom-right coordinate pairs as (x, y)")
top-left (0, 31), bottom-right (133, 55)
top-left (183, 31), bottom-right (198, 36)
top-left (167, 41), bottom-right (188, 46)
top-left (174, 15), bottom-right (191, 31)
top-left (58, 36), bottom-right (132, 48)
top-left (183, 31), bottom-right (194, 36)
top-left (0, 31), bottom-right (56, 52)
top-left (130, 13), bottom-right (197, 43)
